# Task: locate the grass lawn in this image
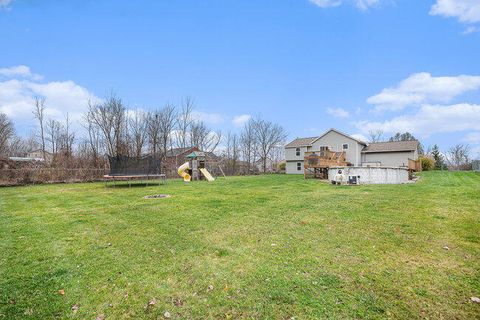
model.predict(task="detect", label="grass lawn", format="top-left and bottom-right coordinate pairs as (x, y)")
top-left (1, 171), bottom-right (479, 319)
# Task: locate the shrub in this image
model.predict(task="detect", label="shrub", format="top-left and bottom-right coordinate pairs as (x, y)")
top-left (419, 156), bottom-right (435, 171)
top-left (277, 161), bottom-right (286, 171)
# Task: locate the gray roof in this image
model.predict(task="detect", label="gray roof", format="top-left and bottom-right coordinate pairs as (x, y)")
top-left (165, 147), bottom-right (195, 157)
top-left (285, 137), bottom-right (318, 148)
top-left (362, 140), bottom-right (419, 153)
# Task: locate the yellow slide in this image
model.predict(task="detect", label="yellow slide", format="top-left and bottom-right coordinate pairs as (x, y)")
top-left (200, 168), bottom-right (215, 182)
top-left (177, 162), bottom-right (191, 182)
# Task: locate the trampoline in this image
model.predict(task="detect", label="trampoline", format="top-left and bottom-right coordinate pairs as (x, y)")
top-left (104, 155), bottom-right (166, 187)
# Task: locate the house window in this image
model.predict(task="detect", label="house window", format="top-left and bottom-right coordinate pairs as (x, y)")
top-left (297, 162), bottom-right (302, 171)
top-left (342, 143), bottom-right (349, 150)
top-left (296, 148), bottom-right (300, 156)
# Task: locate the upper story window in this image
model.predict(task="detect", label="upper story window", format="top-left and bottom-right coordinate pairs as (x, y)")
top-left (342, 143), bottom-right (349, 150)
top-left (296, 148), bottom-right (300, 156)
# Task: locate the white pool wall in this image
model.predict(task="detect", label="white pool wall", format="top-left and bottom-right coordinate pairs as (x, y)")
top-left (328, 166), bottom-right (409, 185)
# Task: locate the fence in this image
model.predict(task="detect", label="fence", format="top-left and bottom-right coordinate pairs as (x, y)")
top-left (0, 168), bottom-right (108, 186)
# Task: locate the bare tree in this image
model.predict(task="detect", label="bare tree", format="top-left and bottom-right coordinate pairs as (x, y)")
top-left (158, 104), bottom-right (177, 156)
top-left (446, 144), bottom-right (471, 170)
top-left (0, 112), bottom-right (14, 156)
top-left (46, 119), bottom-right (62, 154)
top-left (368, 129), bottom-right (383, 143)
top-left (7, 135), bottom-right (30, 157)
top-left (224, 131), bottom-right (240, 174)
top-left (32, 96), bottom-right (46, 160)
top-left (253, 118), bottom-right (287, 173)
top-left (128, 109), bottom-right (148, 157)
top-left (175, 97), bottom-right (194, 148)
top-left (147, 111), bottom-right (162, 155)
top-left (61, 113), bottom-right (75, 157)
top-left (82, 101), bottom-right (103, 164)
top-left (189, 120), bottom-right (221, 153)
top-left (240, 118), bottom-right (256, 173)
top-left (86, 95), bottom-right (126, 156)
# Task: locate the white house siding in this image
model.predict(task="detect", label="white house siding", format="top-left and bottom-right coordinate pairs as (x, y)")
top-left (362, 151), bottom-right (415, 168)
top-left (286, 161), bottom-right (304, 174)
top-left (310, 131), bottom-right (363, 166)
top-left (285, 146), bottom-right (308, 161)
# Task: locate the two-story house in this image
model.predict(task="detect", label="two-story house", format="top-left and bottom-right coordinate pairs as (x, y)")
top-left (285, 128), bottom-right (419, 174)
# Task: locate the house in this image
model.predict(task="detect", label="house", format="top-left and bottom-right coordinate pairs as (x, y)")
top-left (24, 149), bottom-right (53, 163)
top-left (285, 128), bottom-right (419, 175)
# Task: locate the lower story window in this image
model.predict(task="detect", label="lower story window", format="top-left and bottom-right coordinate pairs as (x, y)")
top-left (297, 162), bottom-right (302, 171)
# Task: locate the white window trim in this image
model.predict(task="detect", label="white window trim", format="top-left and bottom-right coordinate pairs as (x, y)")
top-left (295, 148), bottom-right (300, 156)
top-left (297, 162), bottom-right (302, 171)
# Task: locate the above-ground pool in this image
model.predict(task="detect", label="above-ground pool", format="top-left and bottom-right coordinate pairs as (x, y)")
top-left (328, 166), bottom-right (410, 185)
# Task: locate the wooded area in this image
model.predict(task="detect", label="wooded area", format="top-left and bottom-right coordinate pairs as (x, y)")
top-left (0, 95), bottom-right (287, 185)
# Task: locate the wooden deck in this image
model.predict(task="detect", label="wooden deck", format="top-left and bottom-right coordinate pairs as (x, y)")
top-left (304, 151), bottom-right (347, 179)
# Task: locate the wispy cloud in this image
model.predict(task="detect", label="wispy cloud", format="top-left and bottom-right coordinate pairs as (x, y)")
top-left (308, 0), bottom-right (380, 11)
top-left (367, 72), bottom-right (480, 111)
top-left (191, 111), bottom-right (225, 125)
top-left (0, 65), bottom-right (43, 80)
top-left (232, 114), bottom-right (251, 127)
top-left (430, 0), bottom-right (480, 33)
top-left (0, 0), bottom-right (14, 8)
top-left (464, 131), bottom-right (480, 143)
top-left (326, 107), bottom-right (349, 118)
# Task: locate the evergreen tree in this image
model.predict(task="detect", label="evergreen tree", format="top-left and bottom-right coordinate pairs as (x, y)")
top-left (431, 144), bottom-right (445, 170)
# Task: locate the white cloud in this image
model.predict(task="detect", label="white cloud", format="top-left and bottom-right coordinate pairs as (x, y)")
top-left (191, 111), bottom-right (225, 125)
top-left (0, 67), bottom-right (102, 126)
top-left (351, 133), bottom-right (368, 142)
top-left (356, 103), bottom-right (480, 136)
top-left (308, 0), bottom-right (380, 10)
top-left (0, 65), bottom-right (42, 80)
top-left (232, 114), bottom-right (251, 127)
top-left (367, 72), bottom-right (480, 111)
top-left (0, 0), bottom-right (14, 8)
top-left (326, 107), bottom-right (350, 118)
top-left (463, 25), bottom-right (479, 34)
top-left (309, 0), bottom-right (342, 8)
top-left (430, 0), bottom-right (480, 24)
top-left (354, 0), bottom-right (380, 11)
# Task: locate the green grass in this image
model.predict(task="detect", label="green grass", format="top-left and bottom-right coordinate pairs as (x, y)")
top-left (1, 171), bottom-right (479, 319)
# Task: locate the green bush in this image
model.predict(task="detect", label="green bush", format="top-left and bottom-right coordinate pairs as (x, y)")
top-left (278, 161), bottom-right (286, 171)
top-left (420, 156), bottom-right (435, 171)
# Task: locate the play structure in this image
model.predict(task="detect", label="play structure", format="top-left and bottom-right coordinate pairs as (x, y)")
top-left (304, 149), bottom-right (348, 179)
top-left (177, 151), bottom-right (215, 182)
top-left (104, 155), bottom-right (166, 187)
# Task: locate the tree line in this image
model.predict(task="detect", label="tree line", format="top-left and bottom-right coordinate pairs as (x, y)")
top-left (0, 95), bottom-right (287, 174)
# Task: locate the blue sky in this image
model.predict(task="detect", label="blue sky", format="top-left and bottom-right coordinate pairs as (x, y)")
top-left (1, 0), bottom-right (480, 156)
